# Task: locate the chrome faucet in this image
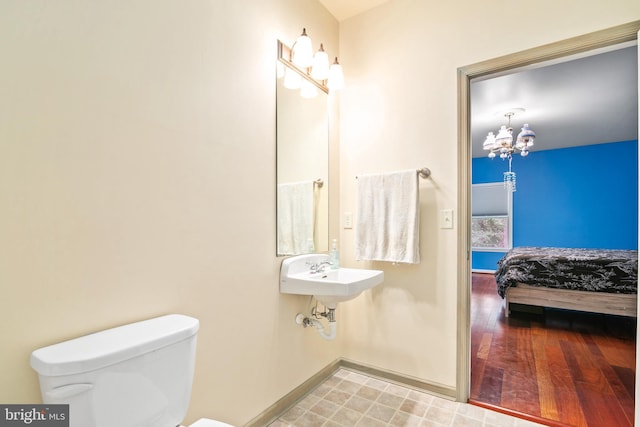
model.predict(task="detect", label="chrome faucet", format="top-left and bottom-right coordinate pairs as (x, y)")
top-left (309, 261), bottom-right (332, 274)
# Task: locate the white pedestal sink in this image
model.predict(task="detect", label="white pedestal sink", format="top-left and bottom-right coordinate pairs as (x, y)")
top-left (280, 254), bottom-right (384, 308)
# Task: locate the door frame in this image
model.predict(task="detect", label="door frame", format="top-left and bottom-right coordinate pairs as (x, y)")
top-left (456, 20), bottom-right (640, 405)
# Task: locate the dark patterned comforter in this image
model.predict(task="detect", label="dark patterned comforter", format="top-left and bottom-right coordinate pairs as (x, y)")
top-left (495, 247), bottom-right (638, 298)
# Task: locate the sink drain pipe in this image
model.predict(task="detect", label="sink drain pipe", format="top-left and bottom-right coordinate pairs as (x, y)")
top-left (296, 308), bottom-right (336, 340)
top-left (313, 317), bottom-right (336, 340)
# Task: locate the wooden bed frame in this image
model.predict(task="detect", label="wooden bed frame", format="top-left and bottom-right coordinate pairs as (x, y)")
top-left (505, 283), bottom-right (638, 318)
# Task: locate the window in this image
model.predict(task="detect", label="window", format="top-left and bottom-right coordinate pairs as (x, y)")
top-left (472, 215), bottom-right (510, 250)
top-left (472, 183), bottom-right (512, 251)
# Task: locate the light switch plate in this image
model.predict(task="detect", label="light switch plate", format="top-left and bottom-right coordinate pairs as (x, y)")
top-left (344, 212), bottom-right (353, 229)
top-left (440, 209), bottom-right (454, 229)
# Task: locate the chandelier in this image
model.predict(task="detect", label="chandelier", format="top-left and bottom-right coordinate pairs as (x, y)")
top-left (482, 110), bottom-right (536, 192)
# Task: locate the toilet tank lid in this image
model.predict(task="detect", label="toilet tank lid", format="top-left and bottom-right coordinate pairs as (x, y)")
top-left (30, 314), bottom-right (199, 377)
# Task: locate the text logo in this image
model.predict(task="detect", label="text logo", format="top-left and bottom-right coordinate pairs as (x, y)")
top-left (0, 405), bottom-right (68, 426)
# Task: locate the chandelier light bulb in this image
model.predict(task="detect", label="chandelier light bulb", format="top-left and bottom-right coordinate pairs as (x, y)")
top-left (516, 123), bottom-right (536, 148)
top-left (483, 132), bottom-right (497, 151)
top-left (495, 125), bottom-right (513, 148)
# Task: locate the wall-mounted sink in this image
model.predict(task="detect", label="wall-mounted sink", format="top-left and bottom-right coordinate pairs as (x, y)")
top-left (280, 254), bottom-right (384, 308)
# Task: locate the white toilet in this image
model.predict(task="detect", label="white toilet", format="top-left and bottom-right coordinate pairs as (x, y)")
top-left (30, 314), bottom-right (233, 427)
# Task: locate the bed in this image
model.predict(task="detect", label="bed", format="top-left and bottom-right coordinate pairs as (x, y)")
top-left (495, 247), bottom-right (638, 317)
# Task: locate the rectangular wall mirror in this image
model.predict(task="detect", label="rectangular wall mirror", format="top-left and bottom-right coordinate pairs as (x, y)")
top-left (276, 41), bottom-right (329, 256)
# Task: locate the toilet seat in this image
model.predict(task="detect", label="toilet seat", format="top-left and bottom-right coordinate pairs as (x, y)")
top-left (187, 418), bottom-right (235, 427)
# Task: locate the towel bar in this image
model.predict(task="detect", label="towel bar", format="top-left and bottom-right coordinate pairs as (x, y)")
top-left (356, 168), bottom-right (431, 179)
top-left (417, 168), bottom-right (431, 179)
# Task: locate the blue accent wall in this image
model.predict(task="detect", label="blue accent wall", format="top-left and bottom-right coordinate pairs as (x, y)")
top-left (472, 140), bottom-right (638, 271)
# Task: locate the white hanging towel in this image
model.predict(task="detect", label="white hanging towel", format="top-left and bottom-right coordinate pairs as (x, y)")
top-left (355, 169), bottom-right (420, 264)
top-left (277, 181), bottom-right (314, 255)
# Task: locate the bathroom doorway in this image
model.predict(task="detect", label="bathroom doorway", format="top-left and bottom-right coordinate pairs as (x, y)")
top-left (456, 21), bottom-right (640, 425)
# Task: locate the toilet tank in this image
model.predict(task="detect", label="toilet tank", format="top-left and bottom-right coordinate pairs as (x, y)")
top-left (30, 314), bottom-right (199, 427)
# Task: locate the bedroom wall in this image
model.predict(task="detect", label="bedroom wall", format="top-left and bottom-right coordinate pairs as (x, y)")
top-left (472, 140), bottom-right (639, 271)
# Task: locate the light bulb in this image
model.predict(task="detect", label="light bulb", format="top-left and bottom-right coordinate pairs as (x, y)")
top-left (283, 67), bottom-right (301, 90)
top-left (516, 124), bottom-right (536, 148)
top-left (292, 28), bottom-right (313, 69)
top-left (483, 132), bottom-right (497, 151)
top-left (327, 57), bottom-right (344, 91)
top-left (311, 44), bottom-right (329, 81)
top-left (495, 125), bottom-right (513, 147)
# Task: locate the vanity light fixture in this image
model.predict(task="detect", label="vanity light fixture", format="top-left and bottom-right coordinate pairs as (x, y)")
top-left (278, 28), bottom-right (344, 97)
top-left (483, 109), bottom-right (536, 192)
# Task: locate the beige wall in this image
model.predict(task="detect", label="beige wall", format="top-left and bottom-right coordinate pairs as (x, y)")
top-left (2, 0), bottom-right (640, 425)
top-left (337, 0), bottom-right (640, 390)
top-left (0, 1), bottom-right (340, 425)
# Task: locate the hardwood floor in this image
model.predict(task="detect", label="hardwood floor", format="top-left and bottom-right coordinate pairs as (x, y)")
top-left (470, 273), bottom-right (636, 427)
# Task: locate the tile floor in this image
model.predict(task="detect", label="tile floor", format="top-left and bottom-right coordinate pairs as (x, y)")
top-left (268, 369), bottom-right (545, 427)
